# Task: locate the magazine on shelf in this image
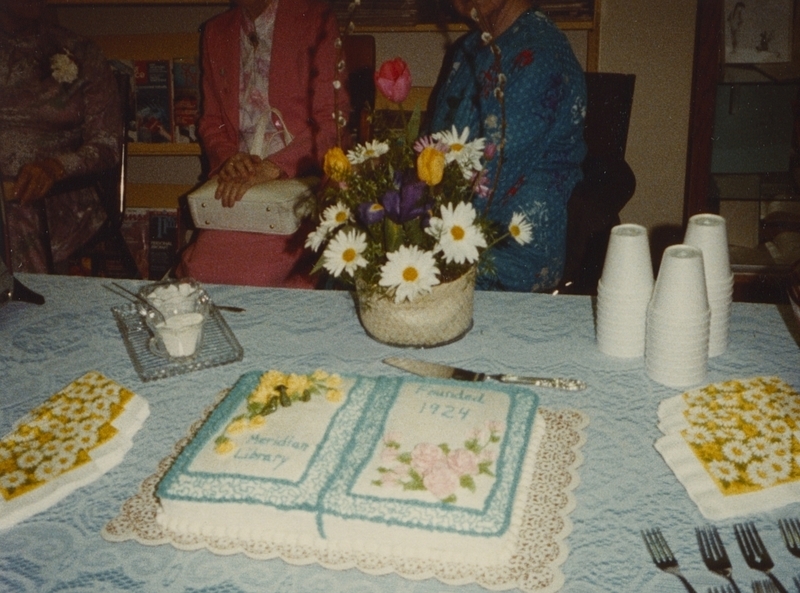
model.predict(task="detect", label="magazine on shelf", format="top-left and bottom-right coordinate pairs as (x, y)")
top-left (134, 60), bottom-right (173, 143)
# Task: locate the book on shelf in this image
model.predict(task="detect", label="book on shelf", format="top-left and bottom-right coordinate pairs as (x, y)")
top-left (134, 60), bottom-right (173, 144)
top-left (120, 208), bottom-right (151, 280)
top-left (172, 58), bottom-right (200, 144)
top-left (148, 209), bottom-right (178, 280)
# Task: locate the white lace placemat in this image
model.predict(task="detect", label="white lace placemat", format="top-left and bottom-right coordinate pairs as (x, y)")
top-left (102, 388), bottom-right (587, 593)
top-left (655, 376), bottom-right (800, 520)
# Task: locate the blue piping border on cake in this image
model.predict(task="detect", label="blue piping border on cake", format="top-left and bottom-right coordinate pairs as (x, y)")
top-left (318, 376), bottom-right (539, 538)
top-left (157, 372), bottom-right (539, 540)
top-left (156, 371), bottom-right (377, 511)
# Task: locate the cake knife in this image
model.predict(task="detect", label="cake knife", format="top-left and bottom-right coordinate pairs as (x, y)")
top-left (383, 357), bottom-right (587, 391)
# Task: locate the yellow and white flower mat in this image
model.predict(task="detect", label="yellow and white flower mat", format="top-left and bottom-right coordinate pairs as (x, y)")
top-left (0, 372), bottom-right (148, 530)
top-left (655, 376), bottom-right (800, 520)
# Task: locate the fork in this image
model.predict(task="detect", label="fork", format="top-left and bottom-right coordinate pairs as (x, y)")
top-left (752, 579), bottom-right (780, 593)
top-left (733, 522), bottom-right (788, 593)
top-left (697, 525), bottom-right (742, 593)
top-left (778, 519), bottom-right (800, 559)
top-left (642, 528), bottom-right (698, 593)
top-left (707, 586), bottom-right (737, 593)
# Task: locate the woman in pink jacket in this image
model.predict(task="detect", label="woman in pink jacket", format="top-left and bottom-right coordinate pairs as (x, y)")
top-left (178, 0), bottom-right (348, 287)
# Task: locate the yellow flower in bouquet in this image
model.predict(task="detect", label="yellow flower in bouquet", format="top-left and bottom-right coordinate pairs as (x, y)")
top-left (307, 58), bottom-right (532, 303)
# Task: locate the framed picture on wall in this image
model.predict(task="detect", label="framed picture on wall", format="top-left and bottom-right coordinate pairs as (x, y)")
top-left (724, 0), bottom-right (793, 63)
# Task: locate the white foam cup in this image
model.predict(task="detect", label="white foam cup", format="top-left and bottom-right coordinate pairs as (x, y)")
top-left (599, 224), bottom-right (654, 294)
top-left (649, 245), bottom-right (709, 319)
top-left (684, 214), bottom-right (731, 287)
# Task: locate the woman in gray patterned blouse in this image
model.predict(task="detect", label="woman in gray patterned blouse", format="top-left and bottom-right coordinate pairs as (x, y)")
top-left (0, 0), bottom-right (121, 273)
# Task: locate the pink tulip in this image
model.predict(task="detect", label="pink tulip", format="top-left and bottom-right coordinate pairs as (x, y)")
top-left (374, 58), bottom-right (412, 105)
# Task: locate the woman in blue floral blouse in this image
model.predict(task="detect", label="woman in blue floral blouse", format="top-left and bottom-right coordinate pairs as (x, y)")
top-left (429, 0), bottom-right (586, 292)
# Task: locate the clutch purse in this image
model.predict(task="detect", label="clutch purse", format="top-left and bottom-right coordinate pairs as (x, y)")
top-left (187, 177), bottom-right (318, 235)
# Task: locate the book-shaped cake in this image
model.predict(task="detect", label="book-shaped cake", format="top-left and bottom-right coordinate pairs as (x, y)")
top-left (155, 370), bottom-right (542, 566)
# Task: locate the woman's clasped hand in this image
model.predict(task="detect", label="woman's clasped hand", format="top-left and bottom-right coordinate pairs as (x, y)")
top-left (215, 153), bottom-right (283, 208)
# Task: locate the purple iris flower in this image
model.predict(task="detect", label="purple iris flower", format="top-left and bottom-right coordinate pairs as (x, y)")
top-left (381, 176), bottom-right (427, 223)
top-left (357, 202), bottom-right (386, 225)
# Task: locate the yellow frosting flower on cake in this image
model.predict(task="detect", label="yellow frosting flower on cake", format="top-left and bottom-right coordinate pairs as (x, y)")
top-left (214, 438), bottom-right (236, 455)
top-left (225, 418), bottom-right (249, 435)
top-left (286, 373), bottom-right (312, 396)
top-left (248, 416), bottom-right (266, 429)
top-left (326, 389), bottom-right (343, 403)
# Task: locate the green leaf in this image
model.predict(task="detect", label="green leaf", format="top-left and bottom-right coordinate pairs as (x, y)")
top-left (397, 452), bottom-right (412, 464)
top-left (403, 469), bottom-right (425, 491)
top-left (442, 495), bottom-right (457, 504)
top-left (465, 439), bottom-right (480, 453)
top-left (384, 218), bottom-right (403, 253)
top-left (478, 462), bottom-right (495, 477)
top-left (406, 102), bottom-right (421, 144)
top-left (439, 443), bottom-right (450, 455)
top-left (460, 475), bottom-right (476, 492)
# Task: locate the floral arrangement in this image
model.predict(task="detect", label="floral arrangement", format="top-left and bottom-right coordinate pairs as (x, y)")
top-left (372, 421), bottom-right (504, 503)
top-left (50, 50), bottom-right (79, 84)
top-left (307, 57), bottom-right (532, 303)
top-left (214, 370), bottom-right (343, 455)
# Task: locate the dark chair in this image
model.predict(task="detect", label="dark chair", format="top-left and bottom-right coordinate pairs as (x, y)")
top-left (342, 34), bottom-right (376, 144)
top-left (558, 72), bottom-right (637, 295)
top-left (40, 67), bottom-right (139, 277)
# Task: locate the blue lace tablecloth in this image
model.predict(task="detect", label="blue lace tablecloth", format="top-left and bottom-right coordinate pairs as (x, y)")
top-left (1, 274), bottom-right (799, 593)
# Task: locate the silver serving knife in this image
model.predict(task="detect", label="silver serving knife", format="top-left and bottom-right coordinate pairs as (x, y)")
top-left (383, 357), bottom-right (587, 391)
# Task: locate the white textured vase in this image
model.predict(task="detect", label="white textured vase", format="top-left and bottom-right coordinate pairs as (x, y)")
top-left (356, 268), bottom-right (476, 347)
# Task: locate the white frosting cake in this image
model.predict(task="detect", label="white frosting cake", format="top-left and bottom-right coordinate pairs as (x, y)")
top-left (156, 370), bottom-right (543, 566)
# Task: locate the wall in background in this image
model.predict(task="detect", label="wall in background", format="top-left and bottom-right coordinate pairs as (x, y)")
top-left (55, 1), bottom-right (698, 237)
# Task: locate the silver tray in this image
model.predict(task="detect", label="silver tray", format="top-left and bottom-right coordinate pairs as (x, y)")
top-left (111, 302), bottom-right (244, 381)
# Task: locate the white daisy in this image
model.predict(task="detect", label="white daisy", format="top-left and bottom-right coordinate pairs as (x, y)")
top-left (51, 451), bottom-right (77, 473)
top-left (508, 212), bottom-right (533, 245)
top-left (426, 202), bottom-right (487, 264)
top-left (17, 449), bottom-right (44, 470)
top-left (74, 428), bottom-right (99, 451)
top-left (432, 126), bottom-right (485, 177)
top-left (378, 245), bottom-right (440, 303)
top-left (748, 436), bottom-right (773, 459)
top-left (685, 404), bottom-right (715, 426)
top-left (40, 439), bottom-right (64, 459)
top-left (305, 225), bottom-right (330, 252)
top-left (746, 459), bottom-right (781, 488)
top-left (683, 425), bottom-right (713, 445)
top-left (322, 229), bottom-right (368, 278)
top-left (34, 460), bottom-right (62, 483)
top-left (347, 140), bottom-right (389, 165)
top-left (90, 398), bottom-right (113, 420)
top-left (320, 202), bottom-right (352, 230)
top-left (0, 470), bottom-right (27, 491)
top-left (707, 460), bottom-right (737, 483)
top-left (722, 439), bottom-right (752, 464)
top-left (767, 419), bottom-right (792, 439)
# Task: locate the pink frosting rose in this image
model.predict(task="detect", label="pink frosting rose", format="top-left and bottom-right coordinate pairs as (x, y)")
top-left (448, 448), bottom-right (479, 476)
top-left (374, 57), bottom-right (412, 105)
top-left (410, 442), bottom-right (446, 475)
top-left (423, 462), bottom-right (460, 500)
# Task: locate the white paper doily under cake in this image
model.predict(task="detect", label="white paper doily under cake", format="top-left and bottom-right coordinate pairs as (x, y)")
top-left (102, 390), bottom-right (588, 593)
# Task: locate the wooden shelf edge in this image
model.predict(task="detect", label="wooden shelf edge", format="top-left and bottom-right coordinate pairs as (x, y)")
top-left (129, 142), bottom-right (202, 156)
top-left (49, 0), bottom-right (226, 4)
top-left (126, 183), bottom-right (195, 209)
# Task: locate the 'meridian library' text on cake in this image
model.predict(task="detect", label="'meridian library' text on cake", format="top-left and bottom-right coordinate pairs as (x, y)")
top-left (156, 369), bottom-right (544, 566)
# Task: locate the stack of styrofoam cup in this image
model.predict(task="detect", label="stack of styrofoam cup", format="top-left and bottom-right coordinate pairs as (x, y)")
top-left (683, 213), bottom-right (733, 357)
top-left (645, 245), bottom-right (710, 388)
top-left (596, 224), bottom-right (654, 357)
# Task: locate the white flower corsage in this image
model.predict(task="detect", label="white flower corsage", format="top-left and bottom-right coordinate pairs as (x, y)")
top-left (50, 50), bottom-right (79, 84)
